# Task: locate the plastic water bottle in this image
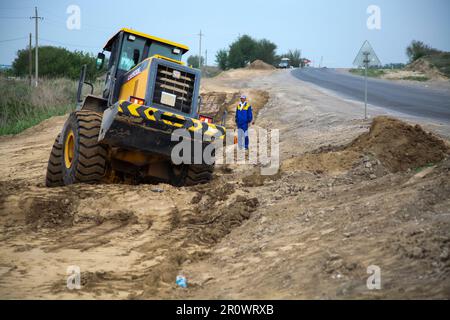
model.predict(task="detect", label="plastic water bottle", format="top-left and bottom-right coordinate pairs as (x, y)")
top-left (176, 275), bottom-right (187, 288)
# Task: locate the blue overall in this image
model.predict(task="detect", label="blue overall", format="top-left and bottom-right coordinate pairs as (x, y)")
top-left (235, 102), bottom-right (253, 150)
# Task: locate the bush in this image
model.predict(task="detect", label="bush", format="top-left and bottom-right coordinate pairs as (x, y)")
top-left (187, 55), bottom-right (204, 69)
top-left (215, 35), bottom-right (277, 70)
top-left (406, 40), bottom-right (441, 63)
top-left (401, 76), bottom-right (430, 82)
top-left (349, 68), bottom-right (386, 78)
top-left (12, 46), bottom-right (102, 81)
top-left (425, 52), bottom-right (450, 78)
top-left (0, 77), bottom-right (77, 135)
top-left (215, 50), bottom-right (228, 70)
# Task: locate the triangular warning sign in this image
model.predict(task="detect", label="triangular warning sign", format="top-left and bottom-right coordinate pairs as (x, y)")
top-left (353, 41), bottom-right (381, 67)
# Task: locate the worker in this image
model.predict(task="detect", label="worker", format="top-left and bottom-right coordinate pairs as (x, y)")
top-left (119, 50), bottom-right (135, 71)
top-left (235, 95), bottom-right (253, 150)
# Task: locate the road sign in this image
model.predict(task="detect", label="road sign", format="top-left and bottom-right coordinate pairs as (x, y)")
top-left (353, 41), bottom-right (381, 120)
top-left (353, 40), bottom-right (381, 68)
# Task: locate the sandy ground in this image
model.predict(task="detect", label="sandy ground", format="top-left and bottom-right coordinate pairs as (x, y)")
top-left (0, 69), bottom-right (449, 299)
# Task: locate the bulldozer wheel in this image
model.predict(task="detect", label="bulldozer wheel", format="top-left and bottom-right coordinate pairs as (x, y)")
top-left (45, 134), bottom-right (64, 187)
top-left (61, 111), bottom-right (107, 185)
top-left (185, 164), bottom-right (214, 186)
top-left (170, 164), bottom-right (214, 186)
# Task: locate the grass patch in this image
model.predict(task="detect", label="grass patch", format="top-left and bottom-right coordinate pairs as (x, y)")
top-left (0, 77), bottom-right (77, 135)
top-left (414, 163), bottom-right (435, 173)
top-left (425, 52), bottom-right (450, 78)
top-left (0, 105), bottom-right (73, 135)
top-left (401, 76), bottom-right (430, 82)
top-left (349, 68), bottom-right (386, 78)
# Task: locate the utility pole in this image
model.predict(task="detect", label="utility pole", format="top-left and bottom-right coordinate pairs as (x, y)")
top-left (363, 51), bottom-right (370, 120)
top-left (30, 7), bottom-right (43, 87)
top-left (198, 30), bottom-right (203, 69)
top-left (205, 49), bottom-right (207, 67)
top-left (29, 33), bottom-right (32, 86)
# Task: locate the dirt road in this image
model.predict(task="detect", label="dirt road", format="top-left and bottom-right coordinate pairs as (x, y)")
top-left (0, 69), bottom-right (449, 299)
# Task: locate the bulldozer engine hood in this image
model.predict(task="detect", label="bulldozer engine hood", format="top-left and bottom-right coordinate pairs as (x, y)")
top-left (118, 57), bottom-right (201, 119)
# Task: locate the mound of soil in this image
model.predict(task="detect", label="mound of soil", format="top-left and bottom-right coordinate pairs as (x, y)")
top-left (350, 117), bottom-right (449, 172)
top-left (192, 195), bottom-right (259, 245)
top-left (25, 196), bottom-right (75, 230)
top-left (282, 117), bottom-right (449, 175)
top-left (247, 60), bottom-right (276, 70)
top-left (241, 169), bottom-right (282, 187)
top-left (282, 150), bottom-right (360, 175)
top-left (405, 58), bottom-right (447, 80)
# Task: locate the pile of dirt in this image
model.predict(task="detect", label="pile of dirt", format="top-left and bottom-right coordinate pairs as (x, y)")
top-left (405, 58), bottom-right (447, 80)
top-left (198, 90), bottom-right (269, 128)
top-left (350, 116), bottom-right (449, 172)
top-left (282, 117), bottom-right (449, 176)
top-left (247, 60), bottom-right (276, 70)
top-left (282, 150), bottom-right (360, 175)
top-left (200, 92), bottom-right (240, 123)
top-left (25, 196), bottom-right (75, 230)
top-left (242, 169), bottom-right (282, 187)
top-left (191, 195), bottom-right (259, 245)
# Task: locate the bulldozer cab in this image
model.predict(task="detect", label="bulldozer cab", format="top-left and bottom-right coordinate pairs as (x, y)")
top-left (97, 28), bottom-right (189, 105)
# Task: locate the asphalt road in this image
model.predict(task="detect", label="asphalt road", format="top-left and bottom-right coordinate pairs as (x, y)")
top-left (291, 68), bottom-right (450, 122)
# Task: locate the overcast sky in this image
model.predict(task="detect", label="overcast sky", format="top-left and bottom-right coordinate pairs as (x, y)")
top-left (0, 0), bottom-right (449, 67)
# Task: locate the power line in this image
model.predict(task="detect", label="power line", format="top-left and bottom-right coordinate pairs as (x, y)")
top-left (0, 6), bottom-right (35, 11)
top-left (40, 8), bottom-right (111, 32)
top-left (0, 36), bottom-right (28, 44)
top-left (0, 16), bottom-right (29, 19)
top-left (40, 37), bottom-right (99, 49)
top-left (0, 36), bottom-right (97, 49)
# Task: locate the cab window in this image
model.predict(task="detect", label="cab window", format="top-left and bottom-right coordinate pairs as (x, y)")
top-left (119, 35), bottom-right (146, 72)
top-left (148, 42), bottom-right (182, 61)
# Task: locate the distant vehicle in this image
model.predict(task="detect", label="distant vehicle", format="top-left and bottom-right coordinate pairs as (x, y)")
top-left (278, 58), bottom-right (290, 69)
top-left (300, 58), bottom-right (311, 68)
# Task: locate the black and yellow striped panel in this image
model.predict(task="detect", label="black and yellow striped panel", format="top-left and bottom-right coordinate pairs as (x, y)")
top-left (117, 100), bottom-right (226, 139)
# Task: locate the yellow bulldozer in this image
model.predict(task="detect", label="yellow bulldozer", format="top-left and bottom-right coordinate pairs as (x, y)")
top-left (46, 28), bottom-right (225, 187)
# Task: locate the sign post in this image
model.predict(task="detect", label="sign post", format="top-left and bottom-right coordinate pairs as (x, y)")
top-left (353, 41), bottom-right (381, 120)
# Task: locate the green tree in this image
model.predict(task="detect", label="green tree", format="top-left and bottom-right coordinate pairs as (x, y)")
top-left (254, 39), bottom-right (277, 66)
top-left (187, 55), bottom-right (204, 68)
top-left (215, 49), bottom-right (228, 70)
top-left (406, 40), bottom-right (441, 62)
top-left (226, 35), bottom-right (278, 69)
top-left (281, 49), bottom-right (302, 67)
top-left (213, 35), bottom-right (278, 70)
top-left (12, 46), bottom-right (101, 81)
top-left (228, 35), bottom-right (258, 69)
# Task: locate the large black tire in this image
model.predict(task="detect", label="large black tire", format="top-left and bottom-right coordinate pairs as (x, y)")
top-left (170, 164), bottom-right (214, 187)
top-left (61, 111), bottom-right (107, 185)
top-left (45, 134), bottom-right (64, 187)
